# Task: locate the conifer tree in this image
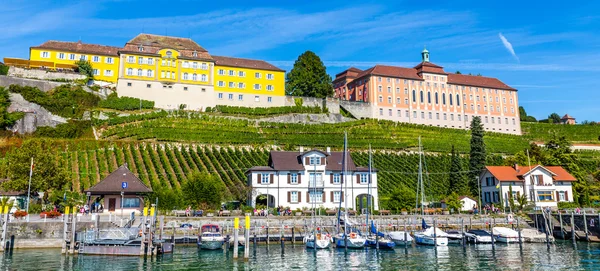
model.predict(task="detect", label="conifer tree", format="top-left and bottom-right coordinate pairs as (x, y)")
top-left (468, 116), bottom-right (486, 196)
top-left (449, 145), bottom-right (465, 195)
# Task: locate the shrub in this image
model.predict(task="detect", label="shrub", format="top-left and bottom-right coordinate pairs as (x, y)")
top-left (558, 202), bottom-right (579, 209)
top-left (0, 64), bottom-right (8, 76)
top-left (34, 120), bottom-right (91, 138)
top-left (14, 210), bottom-right (27, 218)
top-left (8, 84), bottom-right (99, 118)
top-left (75, 60), bottom-right (94, 79)
top-left (40, 210), bottom-right (62, 218)
top-left (98, 92), bottom-right (154, 111)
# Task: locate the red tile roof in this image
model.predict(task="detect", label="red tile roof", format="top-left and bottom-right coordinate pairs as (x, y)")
top-left (485, 165), bottom-right (576, 182)
top-left (356, 65), bottom-right (423, 80)
top-left (31, 41), bottom-right (121, 56)
top-left (447, 74), bottom-right (516, 91)
top-left (212, 56), bottom-right (284, 72)
top-left (561, 114), bottom-right (574, 120)
top-left (122, 33), bottom-right (213, 61)
top-left (85, 164), bottom-right (152, 194)
top-left (414, 62), bottom-right (446, 75)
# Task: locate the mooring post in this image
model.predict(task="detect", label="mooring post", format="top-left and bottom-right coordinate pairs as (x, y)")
top-left (69, 212), bottom-right (76, 254)
top-left (244, 215), bottom-right (250, 260)
top-left (233, 217), bottom-right (239, 259)
top-left (517, 216), bottom-right (522, 249)
top-left (280, 222), bottom-right (284, 252)
top-left (375, 220), bottom-right (380, 251)
top-left (469, 217), bottom-right (472, 231)
top-left (544, 212), bottom-right (550, 249)
top-left (266, 224), bottom-right (270, 245)
top-left (571, 212), bottom-right (576, 245)
top-left (253, 220), bottom-right (257, 247)
top-left (1, 209), bottom-right (8, 252)
top-left (433, 217), bottom-right (437, 247)
top-left (461, 218), bottom-right (465, 249)
top-left (404, 219), bottom-right (408, 252)
top-left (583, 210), bottom-right (589, 241)
top-left (491, 218), bottom-right (495, 250)
top-left (560, 211), bottom-right (564, 239)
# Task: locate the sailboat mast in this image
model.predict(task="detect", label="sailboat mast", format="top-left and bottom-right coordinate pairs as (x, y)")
top-left (344, 132), bottom-right (348, 235)
top-left (419, 137), bottom-right (424, 216)
top-left (366, 144), bottom-right (371, 228)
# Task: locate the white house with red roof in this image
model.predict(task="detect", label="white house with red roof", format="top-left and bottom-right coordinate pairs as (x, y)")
top-left (480, 164), bottom-right (576, 209)
top-left (245, 147), bottom-right (378, 211)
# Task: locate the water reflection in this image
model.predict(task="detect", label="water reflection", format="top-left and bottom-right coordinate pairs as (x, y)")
top-left (0, 241), bottom-right (597, 270)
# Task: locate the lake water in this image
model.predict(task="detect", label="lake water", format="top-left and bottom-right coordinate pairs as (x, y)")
top-left (1, 241), bottom-right (598, 270)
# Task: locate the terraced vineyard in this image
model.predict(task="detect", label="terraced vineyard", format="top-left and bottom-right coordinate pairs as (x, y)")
top-left (522, 122), bottom-right (600, 144)
top-left (98, 113), bottom-right (530, 154)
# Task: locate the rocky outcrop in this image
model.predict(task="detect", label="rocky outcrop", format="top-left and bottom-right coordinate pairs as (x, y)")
top-left (0, 75), bottom-right (65, 92)
top-left (7, 93), bottom-right (67, 134)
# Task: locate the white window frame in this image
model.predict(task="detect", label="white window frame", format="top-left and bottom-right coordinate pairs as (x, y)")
top-left (261, 174), bottom-right (270, 184)
top-left (309, 156), bottom-right (321, 165)
top-left (238, 94), bottom-right (243, 101)
top-left (138, 57), bottom-right (144, 65)
top-left (93, 56), bottom-right (100, 63)
top-left (218, 93), bottom-right (223, 99)
top-left (266, 85), bottom-right (273, 91)
top-left (106, 57), bottom-right (113, 64)
top-left (128, 56), bottom-right (134, 63)
top-left (360, 174), bottom-right (368, 184)
top-left (41, 51), bottom-right (49, 58)
top-left (290, 173), bottom-right (298, 184)
top-left (333, 191), bottom-right (342, 203)
top-left (238, 71), bottom-right (245, 77)
top-left (333, 174), bottom-right (341, 184)
top-left (267, 73), bottom-right (274, 80)
top-left (267, 97), bottom-right (272, 103)
top-left (238, 82), bottom-right (245, 89)
top-left (201, 74), bottom-right (207, 82)
top-left (229, 82), bottom-right (235, 88)
top-left (201, 63), bottom-right (207, 70)
top-left (218, 81), bottom-right (224, 87)
top-left (228, 94), bottom-right (233, 100)
top-left (58, 53), bottom-right (65, 59)
top-left (148, 58), bottom-right (153, 65)
top-left (104, 70), bottom-right (113, 76)
top-left (218, 69), bottom-right (225, 75)
top-left (254, 84), bottom-right (261, 90)
top-left (229, 70), bottom-right (235, 76)
top-left (290, 191), bottom-right (298, 203)
top-left (255, 72), bottom-right (261, 79)
top-left (92, 69), bottom-right (99, 75)
top-left (69, 54), bottom-right (76, 60)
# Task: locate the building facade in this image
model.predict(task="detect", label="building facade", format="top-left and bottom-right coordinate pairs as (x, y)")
top-left (480, 165), bottom-right (576, 210)
top-left (5, 33), bottom-right (285, 110)
top-left (246, 148), bottom-right (379, 211)
top-left (334, 49), bottom-right (521, 134)
top-left (27, 41), bottom-right (121, 83)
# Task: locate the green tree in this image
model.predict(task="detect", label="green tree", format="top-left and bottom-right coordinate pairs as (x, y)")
top-left (387, 186), bottom-right (416, 213)
top-left (455, 71), bottom-right (462, 74)
top-left (516, 194), bottom-right (528, 212)
top-left (548, 113), bottom-right (561, 124)
top-left (468, 116), bottom-right (486, 196)
top-left (444, 192), bottom-right (463, 214)
top-left (75, 60), bottom-right (94, 79)
top-left (525, 116), bottom-right (537, 122)
top-left (182, 172), bottom-right (225, 209)
top-left (285, 51), bottom-right (333, 98)
top-left (519, 106), bottom-right (527, 121)
top-left (448, 145), bottom-right (467, 195)
top-left (3, 139), bottom-right (70, 193)
top-left (150, 189), bottom-right (182, 213)
top-left (508, 184), bottom-right (515, 212)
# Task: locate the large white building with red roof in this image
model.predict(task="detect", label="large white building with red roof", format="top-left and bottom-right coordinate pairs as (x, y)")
top-left (333, 48), bottom-right (521, 134)
top-left (480, 164), bottom-right (576, 209)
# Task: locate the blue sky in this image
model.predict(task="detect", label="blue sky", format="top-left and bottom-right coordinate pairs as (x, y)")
top-left (1, 0), bottom-right (599, 121)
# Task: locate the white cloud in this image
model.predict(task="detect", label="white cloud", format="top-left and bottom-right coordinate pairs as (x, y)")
top-left (498, 33), bottom-right (519, 62)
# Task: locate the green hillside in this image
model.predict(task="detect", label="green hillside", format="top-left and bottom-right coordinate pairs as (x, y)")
top-left (521, 122), bottom-right (600, 144)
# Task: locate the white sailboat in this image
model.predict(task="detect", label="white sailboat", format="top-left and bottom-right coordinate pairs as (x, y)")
top-left (492, 227), bottom-right (519, 243)
top-left (333, 132), bottom-right (366, 249)
top-left (413, 137), bottom-right (448, 247)
top-left (305, 149), bottom-right (331, 249)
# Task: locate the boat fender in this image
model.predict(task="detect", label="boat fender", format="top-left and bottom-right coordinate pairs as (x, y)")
top-left (350, 233), bottom-right (357, 239)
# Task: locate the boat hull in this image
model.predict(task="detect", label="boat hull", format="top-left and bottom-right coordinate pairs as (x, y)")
top-left (389, 232), bottom-right (413, 246)
top-left (414, 235), bottom-right (448, 246)
top-left (366, 239), bottom-right (396, 249)
top-left (199, 240), bottom-right (224, 250)
top-left (334, 237), bottom-right (366, 249)
top-left (493, 236), bottom-right (519, 244)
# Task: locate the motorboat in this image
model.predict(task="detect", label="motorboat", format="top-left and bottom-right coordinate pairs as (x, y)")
top-left (304, 231), bottom-right (331, 249)
top-left (389, 231), bottom-right (414, 246)
top-left (198, 224), bottom-right (224, 250)
top-left (445, 230), bottom-right (464, 244)
top-left (492, 227), bottom-right (519, 243)
top-left (414, 227), bottom-right (448, 246)
top-left (464, 230), bottom-right (493, 244)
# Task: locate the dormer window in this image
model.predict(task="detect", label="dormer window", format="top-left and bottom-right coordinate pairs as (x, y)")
top-left (166, 51), bottom-right (172, 58)
top-left (309, 156), bottom-right (321, 165)
top-left (138, 45), bottom-right (144, 52)
top-left (192, 50), bottom-right (198, 57)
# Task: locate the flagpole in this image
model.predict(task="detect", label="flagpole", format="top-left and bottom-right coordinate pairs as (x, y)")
top-left (26, 157), bottom-right (33, 222)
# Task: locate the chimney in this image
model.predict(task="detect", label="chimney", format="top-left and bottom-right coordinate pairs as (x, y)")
top-left (299, 146), bottom-right (304, 153)
top-left (513, 164), bottom-right (519, 172)
top-left (326, 147), bottom-right (331, 154)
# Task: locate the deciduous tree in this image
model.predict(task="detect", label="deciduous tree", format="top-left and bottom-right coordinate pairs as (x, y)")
top-left (285, 51), bottom-right (333, 98)
top-left (387, 186), bottom-right (416, 213)
top-left (444, 192), bottom-right (463, 214)
top-left (182, 172), bottom-right (225, 209)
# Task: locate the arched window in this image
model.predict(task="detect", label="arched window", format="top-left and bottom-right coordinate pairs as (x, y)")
top-left (427, 92), bottom-right (431, 104)
top-left (146, 69), bottom-right (152, 77)
top-left (183, 73), bottom-right (189, 80)
top-left (412, 90), bottom-right (416, 102)
top-left (127, 68), bottom-right (132, 76)
top-left (435, 92), bottom-right (439, 104)
top-left (137, 69), bottom-right (142, 76)
top-left (449, 94), bottom-right (453, 105)
top-left (442, 93), bottom-right (446, 105)
top-left (201, 74), bottom-right (207, 82)
top-left (456, 94), bottom-right (460, 105)
top-left (192, 73), bottom-right (197, 81)
top-left (420, 91), bottom-right (424, 103)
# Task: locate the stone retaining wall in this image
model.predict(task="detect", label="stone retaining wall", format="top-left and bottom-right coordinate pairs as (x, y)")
top-left (339, 100), bottom-right (372, 119)
top-left (8, 67), bottom-right (85, 81)
top-left (0, 75), bottom-right (66, 92)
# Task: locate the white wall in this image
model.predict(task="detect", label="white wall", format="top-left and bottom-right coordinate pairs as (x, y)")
top-left (116, 78), bottom-right (216, 111)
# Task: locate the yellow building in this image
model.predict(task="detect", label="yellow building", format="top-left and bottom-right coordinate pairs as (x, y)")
top-left (28, 41), bottom-right (120, 83)
top-left (213, 56), bottom-right (285, 105)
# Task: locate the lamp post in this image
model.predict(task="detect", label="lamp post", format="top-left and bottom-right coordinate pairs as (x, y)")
top-left (86, 192), bottom-right (91, 213)
top-left (477, 176), bottom-right (482, 213)
top-left (120, 190), bottom-right (124, 219)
